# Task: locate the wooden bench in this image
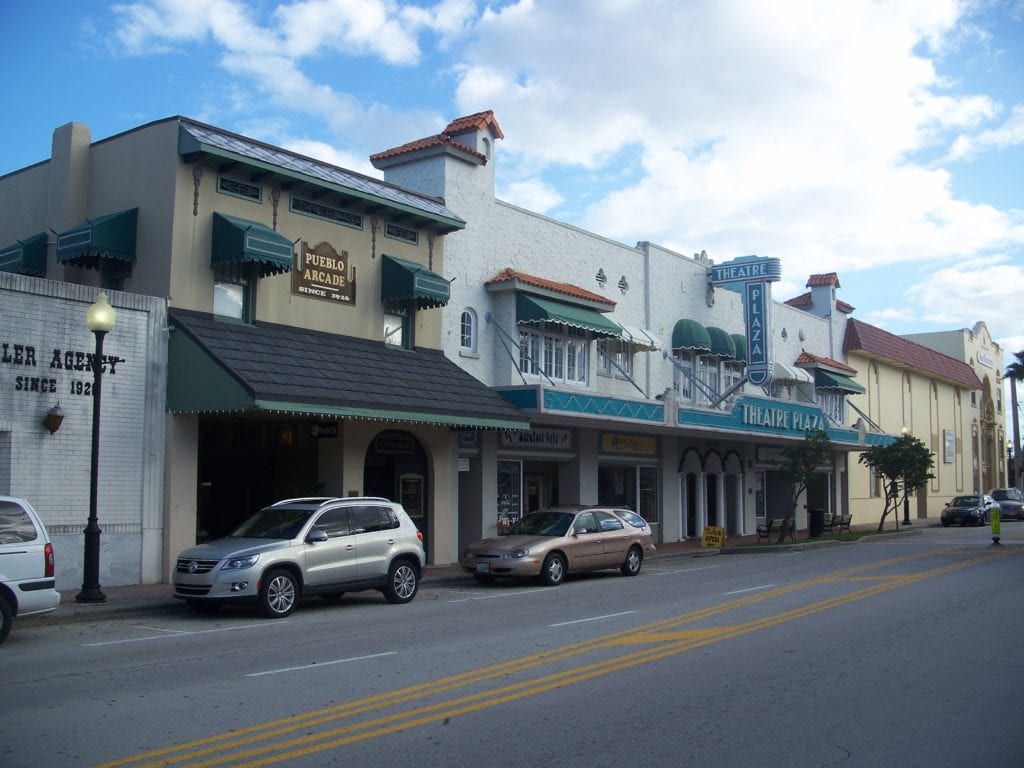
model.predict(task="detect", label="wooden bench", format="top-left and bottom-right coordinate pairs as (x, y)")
top-left (756, 517), bottom-right (796, 543)
top-left (834, 513), bottom-right (853, 534)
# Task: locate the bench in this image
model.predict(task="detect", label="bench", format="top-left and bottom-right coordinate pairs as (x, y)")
top-left (834, 513), bottom-right (853, 534)
top-left (820, 513), bottom-right (836, 535)
top-left (756, 517), bottom-right (796, 543)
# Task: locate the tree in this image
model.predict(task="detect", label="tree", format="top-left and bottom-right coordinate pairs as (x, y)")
top-left (775, 429), bottom-right (834, 542)
top-left (858, 434), bottom-right (935, 531)
top-left (1006, 350), bottom-right (1024, 487)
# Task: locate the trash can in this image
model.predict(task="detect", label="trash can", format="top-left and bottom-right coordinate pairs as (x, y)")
top-left (808, 508), bottom-right (826, 538)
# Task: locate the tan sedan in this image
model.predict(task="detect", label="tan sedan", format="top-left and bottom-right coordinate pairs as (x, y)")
top-left (460, 506), bottom-right (656, 586)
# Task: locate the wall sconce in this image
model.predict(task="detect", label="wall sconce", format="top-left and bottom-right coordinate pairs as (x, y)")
top-left (43, 403), bottom-right (65, 434)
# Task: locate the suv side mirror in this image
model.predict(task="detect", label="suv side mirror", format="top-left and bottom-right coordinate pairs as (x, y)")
top-left (307, 528), bottom-right (328, 543)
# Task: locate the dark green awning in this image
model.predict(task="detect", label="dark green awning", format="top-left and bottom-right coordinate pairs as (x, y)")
top-left (705, 326), bottom-right (737, 358)
top-left (56, 208), bottom-right (138, 268)
top-left (516, 294), bottom-right (620, 337)
top-left (815, 369), bottom-right (866, 394)
top-left (730, 333), bottom-right (747, 360)
top-left (212, 212), bottom-right (292, 277)
top-left (671, 318), bottom-right (712, 352)
top-left (0, 232), bottom-right (47, 277)
top-left (381, 254), bottom-right (450, 310)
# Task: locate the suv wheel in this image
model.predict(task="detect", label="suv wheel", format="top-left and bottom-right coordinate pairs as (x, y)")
top-left (259, 569), bottom-right (299, 618)
top-left (383, 560), bottom-right (419, 604)
top-left (0, 594), bottom-right (13, 644)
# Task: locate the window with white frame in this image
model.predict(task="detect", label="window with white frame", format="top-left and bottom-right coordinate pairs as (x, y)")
top-left (698, 355), bottom-right (720, 406)
top-left (723, 360), bottom-right (744, 403)
top-left (673, 350), bottom-right (695, 402)
top-left (519, 326), bottom-right (589, 385)
top-left (816, 390), bottom-right (845, 424)
top-left (597, 339), bottom-right (633, 377)
top-left (460, 308), bottom-right (477, 353)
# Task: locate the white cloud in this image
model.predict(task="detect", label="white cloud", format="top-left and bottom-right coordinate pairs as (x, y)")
top-left (498, 179), bottom-right (565, 214)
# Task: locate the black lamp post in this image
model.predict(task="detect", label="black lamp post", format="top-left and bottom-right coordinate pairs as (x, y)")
top-left (900, 427), bottom-right (912, 526)
top-left (76, 292), bottom-right (116, 603)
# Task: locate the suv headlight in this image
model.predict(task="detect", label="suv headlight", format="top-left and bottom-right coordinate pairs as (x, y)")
top-left (223, 554), bottom-right (260, 570)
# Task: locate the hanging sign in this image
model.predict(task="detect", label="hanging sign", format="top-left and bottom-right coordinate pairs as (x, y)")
top-left (708, 255), bottom-right (781, 386)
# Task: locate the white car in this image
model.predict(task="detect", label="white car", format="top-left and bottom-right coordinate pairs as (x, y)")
top-left (0, 497), bottom-right (61, 643)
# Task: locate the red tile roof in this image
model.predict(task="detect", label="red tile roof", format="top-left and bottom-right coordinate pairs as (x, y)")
top-left (807, 273), bottom-right (840, 287)
top-left (784, 291), bottom-right (855, 313)
top-left (486, 267), bottom-right (616, 306)
top-left (794, 351), bottom-right (858, 373)
top-left (370, 111), bottom-right (503, 164)
top-left (844, 318), bottom-right (982, 389)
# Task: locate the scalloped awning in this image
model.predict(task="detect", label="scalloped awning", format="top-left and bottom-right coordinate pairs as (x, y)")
top-left (57, 208), bottom-right (138, 269)
top-left (516, 294), bottom-right (620, 337)
top-left (671, 319), bottom-right (712, 352)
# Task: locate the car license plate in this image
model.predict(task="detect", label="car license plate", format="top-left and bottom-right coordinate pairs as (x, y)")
top-left (476, 563), bottom-right (491, 573)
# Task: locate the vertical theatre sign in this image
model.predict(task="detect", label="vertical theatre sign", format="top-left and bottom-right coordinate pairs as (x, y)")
top-left (708, 255), bottom-right (781, 386)
top-left (292, 241), bottom-right (356, 305)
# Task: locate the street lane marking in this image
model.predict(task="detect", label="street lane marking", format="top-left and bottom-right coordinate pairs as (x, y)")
top-left (549, 611), bottom-right (636, 627)
top-left (95, 544), bottom-right (1019, 768)
top-left (448, 589), bottom-right (543, 603)
top-left (651, 564), bottom-right (718, 576)
top-left (724, 584), bottom-right (776, 595)
top-left (83, 622), bottom-right (278, 647)
top-left (247, 652), bottom-right (398, 677)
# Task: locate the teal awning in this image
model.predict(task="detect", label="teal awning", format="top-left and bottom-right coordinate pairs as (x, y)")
top-left (0, 232), bottom-right (47, 277)
top-left (381, 254), bottom-right (450, 309)
top-left (56, 208), bottom-right (138, 268)
top-left (516, 294), bottom-right (620, 337)
top-left (671, 318), bottom-right (712, 352)
top-left (730, 333), bottom-right (746, 360)
top-left (706, 326), bottom-right (737, 358)
top-left (212, 212), bottom-right (292, 277)
top-left (815, 369), bottom-right (866, 394)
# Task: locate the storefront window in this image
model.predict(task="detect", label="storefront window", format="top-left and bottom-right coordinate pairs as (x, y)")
top-left (496, 460), bottom-right (522, 534)
top-left (519, 328), bottom-right (588, 385)
top-left (598, 464), bottom-right (660, 523)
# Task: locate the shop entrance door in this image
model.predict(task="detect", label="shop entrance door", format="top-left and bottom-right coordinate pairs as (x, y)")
top-left (525, 476), bottom-right (543, 513)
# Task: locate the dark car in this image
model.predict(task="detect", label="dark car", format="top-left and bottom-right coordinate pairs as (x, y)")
top-left (940, 495), bottom-right (997, 527)
top-left (988, 488), bottom-right (1024, 521)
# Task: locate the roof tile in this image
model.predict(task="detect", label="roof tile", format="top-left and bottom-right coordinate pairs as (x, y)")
top-left (486, 267), bottom-right (616, 306)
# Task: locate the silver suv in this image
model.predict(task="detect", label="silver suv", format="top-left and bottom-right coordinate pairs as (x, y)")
top-left (1, 496), bottom-right (61, 643)
top-left (173, 497), bottom-right (425, 618)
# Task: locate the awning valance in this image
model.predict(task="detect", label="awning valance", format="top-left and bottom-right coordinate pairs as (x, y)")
top-left (616, 322), bottom-right (661, 350)
top-left (774, 362), bottom-right (814, 383)
top-left (381, 254), bottom-right (450, 310)
top-left (516, 294), bottom-right (620, 337)
top-left (212, 212), bottom-right (292, 277)
top-left (0, 233), bottom-right (47, 277)
top-left (671, 318), bottom-right (712, 352)
top-left (706, 326), bottom-right (737, 359)
top-left (814, 369), bottom-right (866, 394)
top-left (56, 208), bottom-right (138, 269)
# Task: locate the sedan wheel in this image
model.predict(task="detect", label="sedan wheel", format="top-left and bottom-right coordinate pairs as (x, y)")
top-left (259, 569), bottom-right (299, 618)
top-left (540, 553), bottom-right (566, 586)
top-left (384, 560), bottom-right (419, 604)
top-left (620, 546), bottom-right (643, 576)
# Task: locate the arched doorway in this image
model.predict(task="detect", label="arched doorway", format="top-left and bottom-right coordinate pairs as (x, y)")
top-left (364, 430), bottom-right (429, 546)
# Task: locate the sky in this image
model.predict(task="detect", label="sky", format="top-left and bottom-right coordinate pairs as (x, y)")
top-left (2, 1), bottom-right (1023, 362)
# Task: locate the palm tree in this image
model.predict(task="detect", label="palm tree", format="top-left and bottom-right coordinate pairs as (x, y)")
top-left (1006, 350), bottom-right (1024, 488)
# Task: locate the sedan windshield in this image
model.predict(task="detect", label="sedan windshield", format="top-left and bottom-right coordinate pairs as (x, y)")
top-left (992, 490), bottom-right (1019, 501)
top-left (950, 496), bottom-right (980, 507)
top-left (508, 512), bottom-right (574, 537)
top-left (231, 508), bottom-right (313, 539)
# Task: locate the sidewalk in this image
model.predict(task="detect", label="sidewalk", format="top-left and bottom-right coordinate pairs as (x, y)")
top-left (37, 520), bottom-right (931, 625)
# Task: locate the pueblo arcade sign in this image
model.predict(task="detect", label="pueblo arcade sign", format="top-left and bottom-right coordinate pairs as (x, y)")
top-left (708, 255), bottom-right (781, 385)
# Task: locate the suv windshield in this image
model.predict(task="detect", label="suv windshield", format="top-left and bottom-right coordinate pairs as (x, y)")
top-left (508, 512), bottom-right (574, 537)
top-left (231, 507), bottom-right (313, 539)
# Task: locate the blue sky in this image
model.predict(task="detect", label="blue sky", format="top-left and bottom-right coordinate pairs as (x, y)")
top-left (2, 0), bottom-right (1023, 364)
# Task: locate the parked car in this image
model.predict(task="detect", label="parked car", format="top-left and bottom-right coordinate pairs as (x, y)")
top-left (988, 488), bottom-right (1024, 521)
top-left (460, 506), bottom-right (656, 586)
top-left (940, 494), bottom-right (997, 527)
top-left (0, 497), bottom-right (61, 644)
top-left (173, 497), bottom-right (425, 618)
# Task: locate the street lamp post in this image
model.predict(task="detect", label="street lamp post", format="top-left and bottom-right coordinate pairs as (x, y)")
top-left (75, 292), bottom-right (116, 603)
top-left (900, 426), bottom-right (912, 526)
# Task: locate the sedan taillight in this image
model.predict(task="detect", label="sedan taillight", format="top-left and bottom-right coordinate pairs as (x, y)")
top-left (44, 542), bottom-right (55, 578)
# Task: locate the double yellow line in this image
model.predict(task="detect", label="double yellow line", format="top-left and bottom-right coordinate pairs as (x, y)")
top-left (99, 544), bottom-right (1018, 768)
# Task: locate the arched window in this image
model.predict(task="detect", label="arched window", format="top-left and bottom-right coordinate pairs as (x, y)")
top-left (460, 308), bottom-right (477, 353)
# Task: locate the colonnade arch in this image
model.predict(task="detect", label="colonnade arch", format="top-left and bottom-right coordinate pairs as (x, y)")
top-left (678, 447), bottom-right (746, 540)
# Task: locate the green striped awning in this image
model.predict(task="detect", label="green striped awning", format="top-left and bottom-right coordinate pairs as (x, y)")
top-left (671, 318), bottom-right (712, 352)
top-left (212, 212), bottom-right (292, 277)
top-left (814, 369), bottom-right (866, 394)
top-left (516, 294), bottom-right (620, 337)
top-left (381, 254), bottom-right (450, 309)
top-left (56, 208), bottom-right (138, 268)
top-left (0, 233), bottom-right (47, 277)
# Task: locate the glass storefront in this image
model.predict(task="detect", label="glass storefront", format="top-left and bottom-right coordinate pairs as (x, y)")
top-left (598, 464), bottom-right (659, 522)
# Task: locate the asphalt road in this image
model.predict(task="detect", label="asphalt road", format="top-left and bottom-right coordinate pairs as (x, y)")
top-left (2, 525), bottom-right (1023, 768)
